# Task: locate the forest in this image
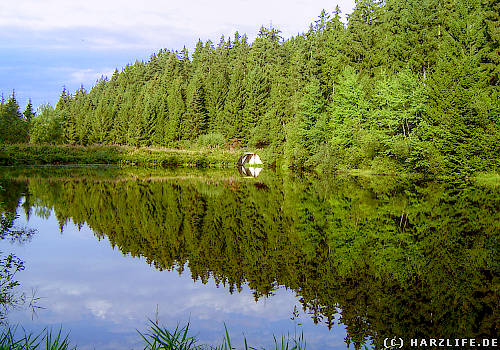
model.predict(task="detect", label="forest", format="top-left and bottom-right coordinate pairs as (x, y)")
top-left (1, 0), bottom-right (499, 175)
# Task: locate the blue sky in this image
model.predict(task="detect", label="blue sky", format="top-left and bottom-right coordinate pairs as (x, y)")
top-left (0, 0), bottom-right (355, 111)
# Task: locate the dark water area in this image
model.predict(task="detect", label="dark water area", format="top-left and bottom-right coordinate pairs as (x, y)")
top-left (0, 166), bottom-right (498, 349)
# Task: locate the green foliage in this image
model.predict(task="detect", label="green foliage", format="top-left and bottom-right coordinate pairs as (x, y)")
top-left (0, 92), bottom-right (29, 144)
top-left (0, 144), bottom-right (236, 168)
top-left (23, 100), bottom-right (35, 123)
top-left (183, 73), bottom-right (208, 140)
top-left (419, 0), bottom-right (499, 175)
top-left (197, 132), bottom-right (226, 148)
top-left (29, 104), bottom-right (64, 145)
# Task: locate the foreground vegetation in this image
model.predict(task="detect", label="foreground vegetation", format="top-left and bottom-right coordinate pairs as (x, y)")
top-left (0, 327), bottom-right (72, 350)
top-left (0, 322), bottom-right (310, 350)
top-left (1, 0), bottom-right (498, 176)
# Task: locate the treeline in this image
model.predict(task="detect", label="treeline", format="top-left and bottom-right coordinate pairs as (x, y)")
top-left (1, 169), bottom-right (497, 347)
top-left (2, 0), bottom-right (499, 175)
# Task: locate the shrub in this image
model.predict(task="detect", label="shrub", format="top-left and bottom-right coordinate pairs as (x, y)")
top-left (197, 133), bottom-right (226, 149)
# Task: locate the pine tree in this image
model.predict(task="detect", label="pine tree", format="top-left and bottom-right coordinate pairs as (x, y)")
top-left (483, 0), bottom-right (499, 87)
top-left (323, 6), bottom-right (348, 94)
top-left (382, 0), bottom-right (442, 74)
top-left (165, 76), bottom-right (185, 144)
top-left (23, 99), bottom-right (35, 123)
top-left (88, 79), bottom-right (114, 144)
top-left (0, 91), bottom-right (28, 143)
top-left (422, 0), bottom-right (495, 174)
top-left (205, 36), bottom-right (229, 133)
top-left (58, 87), bottom-right (77, 144)
top-left (223, 62), bottom-right (247, 140)
top-left (345, 0), bottom-right (386, 75)
top-left (182, 72), bottom-right (208, 140)
top-left (0, 94), bottom-right (7, 143)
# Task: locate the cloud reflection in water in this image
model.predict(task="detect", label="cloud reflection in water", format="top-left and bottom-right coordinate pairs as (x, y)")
top-left (6, 208), bottom-right (345, 350)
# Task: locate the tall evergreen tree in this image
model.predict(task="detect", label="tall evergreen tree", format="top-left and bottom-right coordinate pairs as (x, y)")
top-left (23, 99), bottom-right (35, 123)
top-left (165, 76), bottom-right (185, 144)
top-left (345, 0), bottom-right (386, 75)
top-left (0, 91), bottom-right (28, 143)
top-left (182, 71), bottom-right (207, 140)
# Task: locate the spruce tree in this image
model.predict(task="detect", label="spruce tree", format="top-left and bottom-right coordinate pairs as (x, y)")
top-left (23, 99), bottom-right (35, 123)
top-left (345, 0), bottom-right (386, 75)
top-left (422, 0), bottom-right (496, 174)
top-left (183, 72), bottom-right (208, 140)
top-left (0, 91), bottom-right (28, 143)
top-left (165, 76), bottom-right (185, 144)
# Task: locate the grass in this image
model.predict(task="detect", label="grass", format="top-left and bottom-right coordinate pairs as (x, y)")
top-left (0, 326), bottom-right (75, 350)
top-left (0, 144), bottom-right (238, 168)
top-left (474, 172), bottom-right (500, 186)
top-left (139, 320), bottom-right (307, 350)
top-left (139, 321), bottom-right (202, 350)
top-left (1, 322), bottom-right (308, 350)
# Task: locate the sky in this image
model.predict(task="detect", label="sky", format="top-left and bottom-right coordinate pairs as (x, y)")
top-left (0, 0), bottom-right (356, 110)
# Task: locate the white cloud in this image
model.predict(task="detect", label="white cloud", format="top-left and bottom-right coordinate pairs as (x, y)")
top-left (86, 299), bottom-right (113, 319)
top-left (45, 66), bottom-right (115, 87)
top-left (0, 0), bottom-right (355, 50)
top-left (7, 214), bottom-right (347, 349)
top-left (68, 68), bottom-right (114, 84)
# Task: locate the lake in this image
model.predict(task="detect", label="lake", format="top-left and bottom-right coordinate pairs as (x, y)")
top-left (0, 166), bottom-right (498, 349)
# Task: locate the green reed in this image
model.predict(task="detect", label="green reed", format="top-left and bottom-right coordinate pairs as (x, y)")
top-left (139, 321), bottom-right (307, 350)
top-left (0, 326), bottom-right (75, 350)
top-left (138, 321), bottom-right (202, 350)
top-left (1, 322), bottom-right (307, 350)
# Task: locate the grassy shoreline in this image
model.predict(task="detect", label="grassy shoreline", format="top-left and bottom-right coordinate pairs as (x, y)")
top-left (1, 144), bottom-right (498, 183)
top-left (0, 144), bottom-right (238, 168)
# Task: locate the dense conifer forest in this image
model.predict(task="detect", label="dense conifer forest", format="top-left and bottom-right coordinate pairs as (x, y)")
top-left (1, 0), bottom-right (499, 175)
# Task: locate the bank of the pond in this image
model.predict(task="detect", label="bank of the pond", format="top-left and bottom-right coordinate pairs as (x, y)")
top-left (2, 144), bottom-right (498, 182)
top-left (0, 144), bottom-right (237, 168)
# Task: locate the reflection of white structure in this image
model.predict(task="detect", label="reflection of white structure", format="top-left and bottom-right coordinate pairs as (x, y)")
top-left (237, 152), bottom-right (263, 166)
top-left (238, 166), bottom-right (263, 178)
top-left (237, 153), bottom-right (263, 178)
top-left (248, 167), bottom-right (262, 177)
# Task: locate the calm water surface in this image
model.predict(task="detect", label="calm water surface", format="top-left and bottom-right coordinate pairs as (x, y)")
top-left (0, 167), bottom-right (497, 349)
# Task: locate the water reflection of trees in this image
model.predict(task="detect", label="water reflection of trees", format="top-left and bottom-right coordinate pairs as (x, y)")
top-left (0, 182), bottom-right (36, 323)
top-left (0, 169), bottom-right (498, 348)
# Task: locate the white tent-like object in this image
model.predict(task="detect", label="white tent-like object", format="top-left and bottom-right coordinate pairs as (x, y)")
top-left (237, 152), bottom-right (263, 166)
